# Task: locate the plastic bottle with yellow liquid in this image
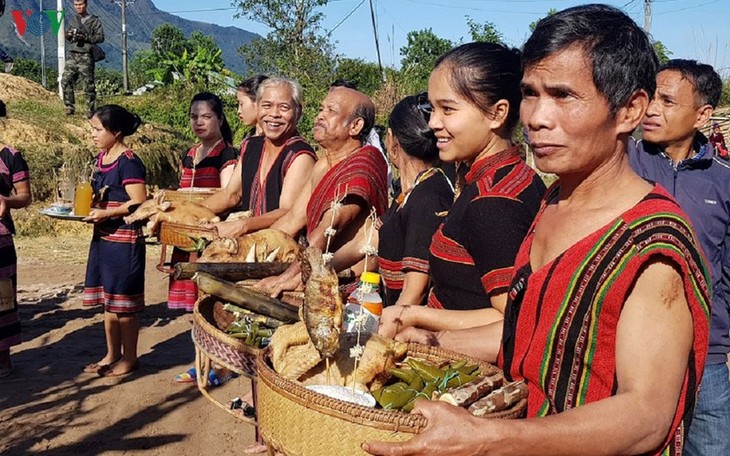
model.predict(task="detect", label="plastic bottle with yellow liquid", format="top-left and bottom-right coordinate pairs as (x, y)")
top-left (343, 272), bottom-right (383, 334)
top-left (73, 180), bottom-right (93, 216)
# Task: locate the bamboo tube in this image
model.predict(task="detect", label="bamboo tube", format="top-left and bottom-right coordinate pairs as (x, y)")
top-left (174, 262), bottom-right (291, 281)
top-left (193, 272), bottom-right (299, 323)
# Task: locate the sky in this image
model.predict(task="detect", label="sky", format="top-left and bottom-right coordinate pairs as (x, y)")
top-left (151, 0), bottom-right (730, 75)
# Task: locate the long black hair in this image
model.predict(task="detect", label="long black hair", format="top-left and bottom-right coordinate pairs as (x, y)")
top-left (389, 94), bottom-right (439, 165)
top-left (434, 42), bottom-right (523, 134)
top-left (93, 104), bottom-right (142, 137)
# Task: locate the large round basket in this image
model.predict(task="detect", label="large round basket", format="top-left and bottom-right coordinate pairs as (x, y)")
top-left (192, 294), bottom-right (261, 379)
top-left (256, 343), bottom-right (526, 455)
top-left (192, 295), bottom-right (263, 425)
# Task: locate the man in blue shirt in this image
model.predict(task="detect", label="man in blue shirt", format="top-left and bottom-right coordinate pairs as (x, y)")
top-left (629, 59), bottom-right (730, 456)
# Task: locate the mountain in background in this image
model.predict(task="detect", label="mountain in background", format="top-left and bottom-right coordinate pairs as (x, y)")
top-left (0, 0), bottom-right (258, 75)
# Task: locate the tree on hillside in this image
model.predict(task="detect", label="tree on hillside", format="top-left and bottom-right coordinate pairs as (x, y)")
top-left (400, 29), bottom-right (453, 91)
top-left (529, 8), bottom-right (557, 32)
top-left (466, 16), bottom-right (503, 44)
top-left (333, 58), bottom-right (383, 95)
top-left (129, 24), bottom-right (225, 87)
top-left (151, 23), bottom-right (186, 57)
top-left (234, 0), bottom-right (335, 87)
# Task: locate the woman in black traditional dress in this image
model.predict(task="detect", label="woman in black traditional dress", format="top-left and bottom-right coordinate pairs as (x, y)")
top-left (82, 105), bottom-right (147, 377)
top-left (0, 101), bottom-right (32, 378)
top-left (332, 94), bottom-right (454, 307)
top-left (379, 42), bottom-right (546, 338)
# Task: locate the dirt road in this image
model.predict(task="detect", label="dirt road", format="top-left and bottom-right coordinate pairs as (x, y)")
top-left (0, 235), bottom-right (257, 455)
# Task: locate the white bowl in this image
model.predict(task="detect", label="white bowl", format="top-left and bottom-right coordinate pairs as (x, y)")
top-left (49, 203), bottom-right (73, 215)
top-left (306, 385), bottom-right (377, 408)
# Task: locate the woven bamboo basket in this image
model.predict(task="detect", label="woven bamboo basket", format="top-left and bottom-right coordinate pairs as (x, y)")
top-left (192, 294), bottom-right (266, 425)
top-left (159, 221), bottom-right (217, 250)
top-left (159, 188), bottom-right (218, 204)
top-left (257, 343), bottom-right (527, 455)
top-left (193, 295), bottom-right (262, 379)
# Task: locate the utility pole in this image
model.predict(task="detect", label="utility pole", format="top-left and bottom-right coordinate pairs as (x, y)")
top-left (368, 0), bottom-right (385, 81)
top-left (644, 0), bottom-right (652, 33)
top-left (121, 0), bottom-right (128, 92)
top-left (39, 0), bottom-right (46, 87)
top-left (57, 0), bottom-right (65, 98)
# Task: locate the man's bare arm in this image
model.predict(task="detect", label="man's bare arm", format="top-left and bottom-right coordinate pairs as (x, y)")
top-left (308, 197), bottom-right (367, 250)
top-left (270, 176), bottom-right (311, 237)
top-left (224, 154), bottom-right (317, 237)
top-left (202, 157), bottom-right (243, 214)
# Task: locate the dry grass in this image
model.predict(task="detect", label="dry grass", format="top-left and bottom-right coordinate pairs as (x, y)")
top-left (14, 230), bottom-right (162, 266)
top-left (1, 73), bottom-right (188, 226)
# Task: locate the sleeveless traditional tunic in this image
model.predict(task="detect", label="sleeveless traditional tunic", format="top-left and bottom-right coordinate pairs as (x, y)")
top-left (239, 135), bottom-right (316, 216)
top-left (500, 184), bottom-right (711, 455)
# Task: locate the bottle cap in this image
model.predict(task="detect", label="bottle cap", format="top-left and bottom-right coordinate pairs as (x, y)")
top-left (360, 272), bottom-right (380, 285)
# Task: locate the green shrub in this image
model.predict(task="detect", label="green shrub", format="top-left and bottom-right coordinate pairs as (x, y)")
top-left (95, 67), bottom-right (124, 96)
top-left (721, 79), bottom-right (730, 107)
top-left (8, 58), bottom-right (59, 89)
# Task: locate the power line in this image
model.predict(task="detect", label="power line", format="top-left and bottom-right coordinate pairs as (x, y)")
top-left (146, 7), bottom-right (238, 16)
top-left (377, 1), bottom-right (407, 35)
top-left (327, 0), bottom-right (366, 35)
top-left (654, 0), bottom-right (723, 15)
top-left (128, 3), bottom-right (156, 40)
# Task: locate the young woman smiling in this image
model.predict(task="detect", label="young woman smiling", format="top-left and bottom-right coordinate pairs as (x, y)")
top-left (379, 42), bottom-right (546, 339)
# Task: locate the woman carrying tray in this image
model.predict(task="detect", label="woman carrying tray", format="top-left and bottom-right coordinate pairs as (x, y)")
top-left (0, 100), bottom-right (32, 378)
top-left (167, 92), bottom-right (238, 311)
top-left (82, 105), bottom-right (147, 377)
top-left (331, 94), bottom-right (454, 307)
top-left (204, 77), bottom-right (316, 238)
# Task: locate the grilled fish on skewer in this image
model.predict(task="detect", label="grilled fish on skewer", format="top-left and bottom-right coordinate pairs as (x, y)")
top-left (301, 246), bottom-right (343, 359)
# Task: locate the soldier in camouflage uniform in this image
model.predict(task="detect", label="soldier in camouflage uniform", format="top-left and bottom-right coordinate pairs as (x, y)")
top-left (61, 0), bottom-right (104, 116)
top-left (0, 0), bottom-right (11, 74)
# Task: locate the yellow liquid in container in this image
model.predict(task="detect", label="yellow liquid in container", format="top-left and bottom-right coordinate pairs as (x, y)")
top-left (73, 182), bottom-right (93, 216)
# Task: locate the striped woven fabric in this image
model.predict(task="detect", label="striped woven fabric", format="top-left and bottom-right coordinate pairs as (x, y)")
top-left (306, 145), bottom-right (388, 236)
top-left (427, 147), bottom-right (545, 311)
top-left (500, 184), bottom-right (711, 455)
top-left (179, 141), bottom-right (238, 189)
